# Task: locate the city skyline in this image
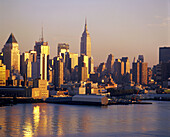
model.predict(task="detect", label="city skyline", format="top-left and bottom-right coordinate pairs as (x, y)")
top-left (0, 0), bottom-right (170, 67)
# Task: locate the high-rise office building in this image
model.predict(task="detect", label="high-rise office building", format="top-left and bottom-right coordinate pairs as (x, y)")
top-left (113, 59), bottom-right (124, 83)
top-left (53, 56), bottom-right (64, 88)
top-left (121, 57), bottom-right (130, 74)
top-left (34, 33), bottom-right (49, 80)
top-left (21, 51), bottom-right (32, 78)
top-left (114, 59), bottom-right (124, 78)
top-left (21, 50), bottom-right (37, 79)
top-left (29, 50), bottom-right (37, 62)
top-left (65, 52), bottom-right (78, 82)
top-left (97, 62), bottom-right (106, 74)
top-left (132, 58), bottom-right (148, 85)
top-left (159, 47), bottom-right (170, 63)
top-left (58, 43), bottom-right (69, 62)
top-left (78, 54), bottom-right (89, 82)
top-left (106, 54), bottom-right (114, 74)
top-left (0, 60), bottom-right (6, 86)
top-left (2, 33), bottom-right (20, 72)
top-left (89, 57), bottom-right (94, 74)
top-left (65, 52), bottom-right (78, 73)
top-left (138, 55), bottom-right (144, 62)
top-left (132, 61), bottom-right (140, 84)
top-left (161, 62), bottom-right (170, 83)
top-left (80, 20), bottom-right (91, 58)
top-left (140, 62), bottom-right (148, 85)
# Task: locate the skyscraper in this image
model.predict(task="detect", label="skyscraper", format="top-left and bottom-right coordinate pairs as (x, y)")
top-left (2, 33), bottom-right (20, 73)
top-left (113, 59), bottom-right (124, 83)
top-left (0, 60), bottom-right (6, 86)
top-left (65, 52), bottom-right (78, 82)
top-left (20, 50), bottom-right (37, 79)
top-left (80, 20), bottom-right (94, 74)
top-left (65, 52), bottom-right (78, 73)
top-left (140, 62), bottom-right (148, 85)
top-left (34, 31), bottom-right (49, 80)
top-left (138, 55), bottom-right (144, 62)
top-left (58, 43), bottom-right (69, 61)
top-left (121, 57), bottom-right (130, 74)
top-left (106, 54), bottom-right (114, 73)
top-left (132, 60), bottom-right (140, 84)
top-left (80, 20), bottom-right (91, 58)
top-left (159, 47), bottom-right (170, 63)
top-left (132, 57), bottom-right (148, 85)
top-left (53, 56), bottom-right (64, 88)
top-left (78, 54), bottom-right (89, 82)
top-left (89, 57), bottom-right (94, 74)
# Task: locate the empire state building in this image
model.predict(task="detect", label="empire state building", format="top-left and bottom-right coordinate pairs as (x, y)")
top-left (80, 20), bottom-right (91, 57)
top-left (80, 20), bottom-right (94, 74)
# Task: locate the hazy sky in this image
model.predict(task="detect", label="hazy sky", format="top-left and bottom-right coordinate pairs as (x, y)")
top-left (0, 0), bottom-right (169, 67)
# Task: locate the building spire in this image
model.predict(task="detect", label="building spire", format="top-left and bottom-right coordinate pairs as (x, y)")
top-left (41, 26), bottom-right (44, 42)
top-left (84, 17), bottom-right (87, 31)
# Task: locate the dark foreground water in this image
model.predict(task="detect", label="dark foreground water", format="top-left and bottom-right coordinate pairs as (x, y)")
top-left (0, 101), bottom-right (170, 137)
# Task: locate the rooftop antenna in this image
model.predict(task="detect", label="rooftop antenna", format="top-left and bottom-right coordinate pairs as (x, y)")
top-left (84, 17), bottom-right (87, 31)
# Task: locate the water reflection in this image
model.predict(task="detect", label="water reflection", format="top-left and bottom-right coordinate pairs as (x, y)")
top-left (0, 102), bottom-right (169, 137)
top-left (33, 105), bottom-right (40, 136)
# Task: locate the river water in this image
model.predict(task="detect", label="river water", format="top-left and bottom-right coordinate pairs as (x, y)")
top-left (0, 101), bottom-right (170, 137)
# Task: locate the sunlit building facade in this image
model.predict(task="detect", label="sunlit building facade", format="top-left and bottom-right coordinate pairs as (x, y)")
top-left (53, 56), bottom-right (64, 88)
top-left (121, 57), bottom-right (130, 74)
top-left (34, 38), bottom-right (50, 80)
top-left (0, 60), bottom-right (6, 86)
top-left (58, 43), bottom-right (69, 62)
top-left (78, 54), bottom-right (89, 82)
top-left (80, 20), bottom-right (94, 75)
top-left (2, 33), bottom-right (20, 73)
top-left (106, 54), bottom-right (114, 74)
top-left (132, 58), bottom-right (148, 85)
top-left (80, 20), bottom-right (91, 58)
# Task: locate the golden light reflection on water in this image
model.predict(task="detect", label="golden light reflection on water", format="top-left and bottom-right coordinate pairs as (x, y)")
top-left (33, 105), bottom-right (40, 136)
top-left (23, 122), bottom-right (33, 137)
top-left (0, 102), bottom-right (169, 137)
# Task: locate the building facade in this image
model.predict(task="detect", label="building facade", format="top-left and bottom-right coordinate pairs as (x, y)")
top-left (58, 43), bottom-right (69, 62)
top-left (159, 47), bottom-right (170, 63)
top-left (78, 54), bottom-right (89, 82)
top-left (106, 54), bottom-right (114, 74)
top-left (53, 56), bottom-right (64, 88)
top-left (121, 57), bottom-right (130, 74)
top-left (0, 60), bottom-right (6, 86)
top-left (80, 20), bottom-right (91, 58)
top-left (34, 39), bottom-right (49, 80)
top-left (2, 33), bottom-right (20, 73)
top-left (132, 59), bottom-right (148, 85)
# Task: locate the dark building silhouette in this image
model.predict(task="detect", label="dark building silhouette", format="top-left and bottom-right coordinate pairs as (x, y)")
top-left (138, 55), bottom-right (144, 62)
top-left (53, 56), bottom-right (64, 88)
top-left (106, 54), bottom-right (114, 74)
top-left (132, 57), bottom-right (148, 85)
top-left (159, 47), bottom-right (170, 63)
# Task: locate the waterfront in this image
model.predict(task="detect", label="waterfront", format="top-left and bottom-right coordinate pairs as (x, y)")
top-left (0, 101), bottom-right (170, 137)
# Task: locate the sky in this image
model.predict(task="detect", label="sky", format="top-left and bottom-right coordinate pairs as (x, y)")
top-left (0, 0), bottom-right (169, 67)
